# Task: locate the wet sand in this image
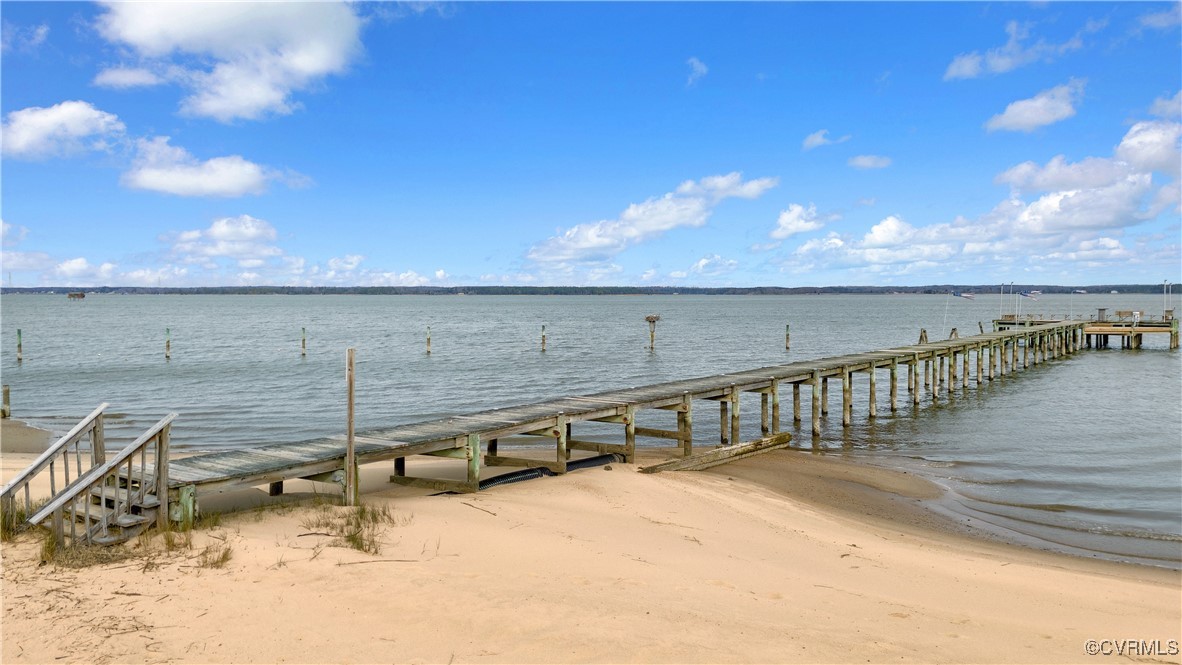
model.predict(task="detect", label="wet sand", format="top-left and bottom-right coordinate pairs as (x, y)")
top-left (0, 418), bottom-right (51, 455)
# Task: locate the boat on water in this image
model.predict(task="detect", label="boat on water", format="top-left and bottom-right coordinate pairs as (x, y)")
top-left (1073, 289), bottom-right (1088, 294)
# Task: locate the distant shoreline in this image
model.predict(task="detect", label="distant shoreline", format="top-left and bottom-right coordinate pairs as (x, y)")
top-left (1, 283), bottom-right (1174, 296)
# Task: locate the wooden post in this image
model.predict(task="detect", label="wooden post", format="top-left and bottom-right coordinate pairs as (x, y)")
top-left (760, 391), bottom-right (770, 435)
top-left (646, 315), bottom-right (660, 352)
top-left (889, 358), bottom-right (898, 412)
top-left (301, 327), bottom-right (307, 357)
top-left (345, 347), bottom-right (357, 506)
top-left (821, 377), bottom-right (829, 415)
top-left (16, 329), bottom-right (22, 363)
top-left (555, 412), bottom-right (568, 472)
top-left (770, 378), bottom-right (780, 433)
top-left (784, 323), bottom-right (790, 351)
top-left (961, 348), bottom-right (969, 389)
top-left (165, 328), bottom-right (171, 360)
top-left (948, 350), bottom-right (957, 392)
top-left (811, 370), bottom-right (821, 437)
top-left (541, 325), bottom-right (547, 353)
top-left (912, 354), bottom-right (921, 406)
top-left (1, 384), bottom-right (8, 419)
top-left (729, 384), bottom-right (740, 446)
top-left (155, 422), bottom-right (172, 530)
top-left (678, 392), bottom-right (692, 457)
top-left (624, 404), bottom-right (637, 462)
top-left (868, 366), bottom-right (877, 418)
top-left (92, 411), bottom-right (106, 465)
top-left (719, 397), bottom-right (729, 445)
top-left (841, 367), bottom-right (851, 427)
top-left (907, 360), bottom-right (914, 394)
top-left (976, 345), bottom-right (983, 384)
top-left (792, 382), bottom-right (801, 422)
top-left (426, 327), bottom-right (432, 355)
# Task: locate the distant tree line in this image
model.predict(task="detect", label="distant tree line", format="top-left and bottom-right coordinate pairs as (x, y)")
top-left (0, 284), bottom-right (1174, 296)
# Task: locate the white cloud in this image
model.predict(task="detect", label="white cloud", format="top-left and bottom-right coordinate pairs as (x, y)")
top-left (985, 80), bottom-right (1085, 133)
top-left (54, 257), bottom-right (117, 282)
top-left (1114, 120), bottom-right (1182, 174)
top-left (121, 136), bottom-right (273, 197)
top-left (943, 19), bottom-right (1103, 81)
top-left (669, 271), bottom-right (688, 279)
top-left (171, 215), bottom-right (283, 267)
top-left (1, 100), bottom-right (125, 159)
top-left (686, 57), bottom-right (708, 86)
top-left (527, 172), bottom-right (777, 265)
top-left (848, 155), bottom-right (892, 169)
top-left (1, 250), bottom-right (53, 272)
top-left (434, 269), bottom-right (449, 280)
top-left (770, 203), bottom-right (827, 239)
top-left (640, 269), bottom-right (657, 282)
top-left (93, 67), bottom-right (164, 89)
top-left (996, 155), bottom-right (1133, 194)
top-left (2, 22), bottom-right (49, 53)
top-left (94, 2), bottom-right (363, 122)
top-left (690, 254), bottom-right (738, 277)
top-left (1150, 91), bottom-right (1182, 119)
top-left (802, 129), bottom-right (851, 151)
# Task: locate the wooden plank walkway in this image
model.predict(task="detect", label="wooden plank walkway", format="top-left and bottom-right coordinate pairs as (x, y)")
top-left (162, 320), bottom-right (1088, 520)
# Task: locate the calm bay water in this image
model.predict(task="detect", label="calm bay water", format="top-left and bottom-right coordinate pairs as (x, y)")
top-left (2, 293), bottom-right (1179, 566)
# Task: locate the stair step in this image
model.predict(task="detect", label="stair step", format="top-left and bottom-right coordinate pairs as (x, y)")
top-left (89, 486), bottom-right (160, 509)
top-left (115, 513), bottom-right (150, 528)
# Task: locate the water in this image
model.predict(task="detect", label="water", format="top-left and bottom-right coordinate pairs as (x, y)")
top-left (2, 293), bottom-right (1179, 566)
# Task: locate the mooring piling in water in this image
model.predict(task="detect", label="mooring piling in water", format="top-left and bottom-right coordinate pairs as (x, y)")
top-left (785, 323), bottom-right (791, 350)
top-left (165, 328), bottom-right (171, 360)
top-left (16, 329), bottom-right (22, 363)
top-left (646, 314), bottom-right (660, 352)
top-left (301, 327), bottom-right (307, 357)
top-left (541, 325), bottom-right (547, 353)
top-left (426, 326), bottom-right (432, 355)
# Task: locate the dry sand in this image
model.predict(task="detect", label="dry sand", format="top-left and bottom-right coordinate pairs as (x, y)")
top-left (1, 446), bottom-right (1178, 664)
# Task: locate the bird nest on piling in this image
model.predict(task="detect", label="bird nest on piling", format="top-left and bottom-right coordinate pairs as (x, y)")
top-left (645, 314), bottom-right (661, 323)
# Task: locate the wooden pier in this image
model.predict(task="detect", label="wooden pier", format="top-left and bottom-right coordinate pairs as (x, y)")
top-left (5, 320), bottom-right (1096, 545)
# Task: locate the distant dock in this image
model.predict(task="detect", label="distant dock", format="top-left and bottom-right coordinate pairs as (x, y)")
top-left (995, 307), bottom-right (1178, 349)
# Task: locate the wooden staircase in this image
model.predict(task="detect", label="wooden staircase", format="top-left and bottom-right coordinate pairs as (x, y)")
top-left (2, 408), bottom-right (177, 547)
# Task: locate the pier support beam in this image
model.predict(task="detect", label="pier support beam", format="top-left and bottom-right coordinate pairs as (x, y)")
top-left (841, 367), bottom-right (852, 427)
top-left (868, 367), bottom-right (877, 418)
top-left (821, 378), bottom-right (829, 416)
top-left (889, 358), bottom-right (898, 413)
top-left (792, 382), bottom-right (801, 423)
top-left (811, 370), bottom-right (822, 437)
top-left (962, 348), bottom-right (969, 389)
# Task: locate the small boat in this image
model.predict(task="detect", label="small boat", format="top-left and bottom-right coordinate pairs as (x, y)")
top-left (952, 291), bottom-right (975, 300)
top-left (1073, 289), bottom-right (1088, 294)
top-left (67, 292), bottom-right (85, 300)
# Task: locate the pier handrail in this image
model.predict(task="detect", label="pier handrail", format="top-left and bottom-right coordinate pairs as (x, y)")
top-left (28, 413), bottom-right (175, 547)
top-left (1, 403), bottom-right (108, 533)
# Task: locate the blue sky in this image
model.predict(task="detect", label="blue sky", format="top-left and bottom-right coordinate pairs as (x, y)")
top-left (1, 1), bottom-right (1179, 288)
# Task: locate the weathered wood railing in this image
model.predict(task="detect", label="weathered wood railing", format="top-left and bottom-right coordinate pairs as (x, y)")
top-left (28, 413), bottom-right (175, 547)
top-left (1, 403), bottom-right (108, 535)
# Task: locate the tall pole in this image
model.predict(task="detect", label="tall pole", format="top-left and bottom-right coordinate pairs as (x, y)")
top-left (345, 347), bottom-right (357, 506)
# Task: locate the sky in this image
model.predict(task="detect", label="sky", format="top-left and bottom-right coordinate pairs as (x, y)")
top-left (1, 1), bottom-right (1180, 288)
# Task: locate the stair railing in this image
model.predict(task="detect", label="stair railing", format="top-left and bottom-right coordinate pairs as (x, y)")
top-left (1, 403), bottom-right (108, 535)
top-left (28, 413), bottom-right (176, 547)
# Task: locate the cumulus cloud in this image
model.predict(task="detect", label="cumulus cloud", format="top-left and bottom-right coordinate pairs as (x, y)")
top-left (2, 221), bottom-right (28, 247)
top-left (121, 136), bottom-right (274, 197)
top-left (1114, 120), bottom-right (1182, 174)
top-left (1, 22), bottom-right (49, 53)
top-left (527, 172), bottom-right (777, 265)
top-left (686, 57), bottom-right (708, 86)
top-left (770, 203), bottom-right (828, 239)
top-left (802, 129), bottom-right (851, 151)
top-left (985, 80), bottom-right (1085, 133)
top-left (54, 257), bottom-right (117, 282)
top-left (690, 254), bottom-right (738, 277)
top-left (327, 255), bottom-right (365, 272)
top-left (94, 2), bottom-right (363, 122)
top-left (1, 100), bottom-right (125, 159)
top-left (943, 19), bottom-right (1104, 81)
top-left (848, 155), bottom-right (892, 169)
top-left (171, 215), bottom-right (283, 268)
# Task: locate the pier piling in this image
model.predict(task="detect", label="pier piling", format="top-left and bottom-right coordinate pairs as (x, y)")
top-left (165, 328), bottom-right (171, 360)
top-left (16, 329), bottom-right (22, 363)
top-left (301, 327), bottom-right (306, 357)
top-left (785, 323), bottom-right (791, 351)
top-left (426, 326), bottom-right (432, 355)
top-left (541, 325), bottom-right (547, 353)
top-left (345, 347), bottom-right (357, 506)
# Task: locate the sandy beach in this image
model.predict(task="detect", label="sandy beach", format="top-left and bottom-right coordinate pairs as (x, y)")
top-left (1, 444), bottom-right (1179, 664)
